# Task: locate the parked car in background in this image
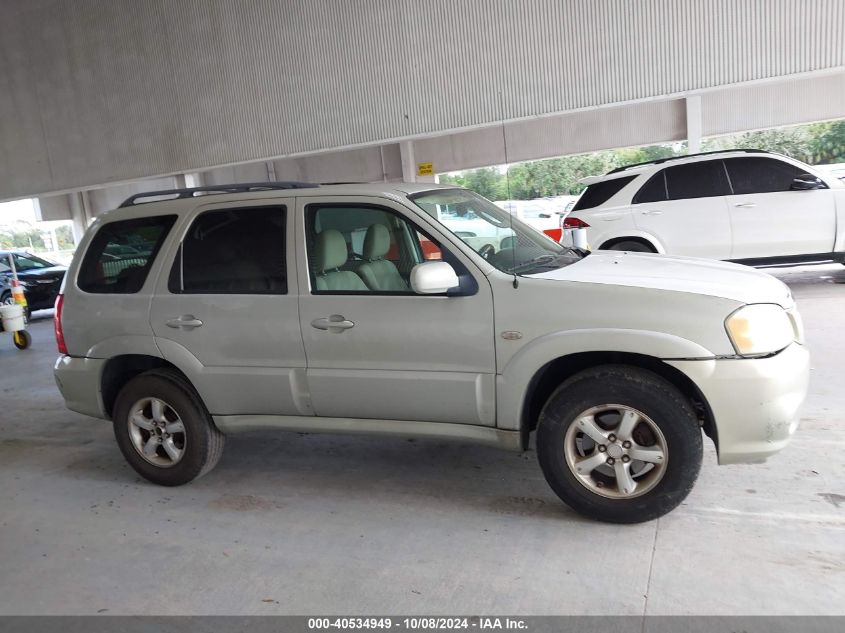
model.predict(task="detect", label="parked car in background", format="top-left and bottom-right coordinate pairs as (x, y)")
top-left (54, 181), bottom-right (808, 524)
top-left (0, 250), bottom-right (67, 316)
top-left (562, 149), bottom-right (845, 267)
top-left (494, 199), bottom-right (563, 240)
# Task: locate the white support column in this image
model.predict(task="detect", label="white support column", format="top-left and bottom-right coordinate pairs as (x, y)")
top-left (400, 140), bottom-right (416, 183)
top-left (68, 193), bottom-right (88, 245)
top-left (686, 95), bottom-right (703, 154)
top-left (80, 190), bottom-right (94, 225)
top-left (184, 172), bottom-right (204, 188)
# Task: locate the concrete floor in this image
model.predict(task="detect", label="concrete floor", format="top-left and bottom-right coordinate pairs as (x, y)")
top-left (0, 265), bottom-right (843, 616)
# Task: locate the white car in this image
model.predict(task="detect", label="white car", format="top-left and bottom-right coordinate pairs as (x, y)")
top-left (563, 150), bottom-right (845, 266)
top-left (494, 200), bottom-right (562, 236)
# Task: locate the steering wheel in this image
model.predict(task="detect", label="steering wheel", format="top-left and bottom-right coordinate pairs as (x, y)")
top-left (478, 243), bottom-right (496, 260)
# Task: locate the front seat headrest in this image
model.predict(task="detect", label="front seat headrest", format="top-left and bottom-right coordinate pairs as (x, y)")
top-left (363, 224), bottom-right (391, 261)
top-left (315, 229), bottom-right (348, 273)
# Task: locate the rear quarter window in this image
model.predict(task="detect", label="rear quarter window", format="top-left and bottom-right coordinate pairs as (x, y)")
top-left (77, 215), bottom-right (176, 294)
top-left (572, 176), bottom-right (636, 211)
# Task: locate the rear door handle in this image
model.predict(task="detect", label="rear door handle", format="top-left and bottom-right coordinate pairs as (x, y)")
top-left (641, 210), bottom-right (663, 216)
top-left (311, 315), bottom-right (355, 333)
top-left (734, 202), bottom-right (756, 208)
top-left (165, 315), bottom-right (203, 330)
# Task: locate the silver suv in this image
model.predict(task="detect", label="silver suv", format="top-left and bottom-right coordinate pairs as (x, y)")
top-left (55, 182), bottom-right (809, 523)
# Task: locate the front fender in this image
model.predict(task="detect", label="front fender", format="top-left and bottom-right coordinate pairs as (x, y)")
top-left (496, 328), bottom-right (714, 431)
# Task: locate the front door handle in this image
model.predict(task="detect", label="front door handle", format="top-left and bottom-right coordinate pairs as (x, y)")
top-left (734, 202), bottom-right (756, 208)
top-left (165, 315), bottom-right (204, 330)
top-left (311, 315), bottom-right (355, 333)
top-left (641, 210), bottom-right (663, 216)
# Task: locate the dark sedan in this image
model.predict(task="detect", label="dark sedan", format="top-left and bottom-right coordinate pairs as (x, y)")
top-left (1, 251), bottom-right (67, 315)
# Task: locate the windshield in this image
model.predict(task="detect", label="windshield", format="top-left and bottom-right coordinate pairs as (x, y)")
top-left (409, 188), bottom-right (581, 274)
top-left (0, 253), bottom-right (55, 273)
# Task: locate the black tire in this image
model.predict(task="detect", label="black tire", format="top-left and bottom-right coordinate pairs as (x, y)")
top-left (537, 365), bottom-right (702, 524)
top-left (12, 330), bottom-right (31, 350)
top-left (605, 240), bottom-right (654, 253)
top-left (113, 369), bottom-right (225, 486)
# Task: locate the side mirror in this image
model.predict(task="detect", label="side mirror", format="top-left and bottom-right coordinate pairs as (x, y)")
top-left (790, 174), bottom-right (825, 190)
top-left (410, 261), bottom-right (460, 295)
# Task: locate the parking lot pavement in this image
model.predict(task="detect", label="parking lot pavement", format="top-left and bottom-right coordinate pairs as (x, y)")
top-left (0, 267), bottom-right (843, 616)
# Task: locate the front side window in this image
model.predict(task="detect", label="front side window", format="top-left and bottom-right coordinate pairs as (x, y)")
top-left (170, 207), bottom-right (287, 294)
top-left (724, 157), bottom-right (815, 194)
top-left (78, 215), bottom-right (176, 294)
top-left (665, 161), bottom-right (731, 200)
top-left (410, 189), bottom-right (580, 275)
top-left (306, 204), bottom-right (443, 294)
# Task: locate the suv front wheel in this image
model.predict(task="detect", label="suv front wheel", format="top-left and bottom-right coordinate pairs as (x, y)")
top-left (113, 369), bottom-right (225, 486)
top-left (537, 365), bottom-right (702, 523)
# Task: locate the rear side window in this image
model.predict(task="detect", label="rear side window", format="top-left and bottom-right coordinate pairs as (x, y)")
top-left (169, 207), bottom-right (287, 294)
top-left (78, 215), bottom-right (176, 294)
top-left (571, 176), bottom-right (636, 211)
top-left (724, 157), bottom-right (815, 194)
top-left (665, 161), bottom-right (730, 200)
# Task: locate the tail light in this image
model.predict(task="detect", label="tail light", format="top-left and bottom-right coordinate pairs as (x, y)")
top-left (563, 216), bottom-right (590, 229)
top-left (54, 293), bottom-right (67, 355)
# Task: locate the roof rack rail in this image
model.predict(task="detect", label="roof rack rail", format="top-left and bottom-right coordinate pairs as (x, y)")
top-left (606, 149), bottom-right (769, 175)
top-left (118, 181), bottom-right (319, 207)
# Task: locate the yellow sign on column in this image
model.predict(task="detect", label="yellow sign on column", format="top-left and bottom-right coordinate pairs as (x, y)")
top-left (417, 162), bottom-right (434, 176)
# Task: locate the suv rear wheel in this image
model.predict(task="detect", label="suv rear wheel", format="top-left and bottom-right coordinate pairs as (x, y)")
top-left (113, 369), bottom-right (225, 486)
top-left (537, 365), bottom-right (702, 523)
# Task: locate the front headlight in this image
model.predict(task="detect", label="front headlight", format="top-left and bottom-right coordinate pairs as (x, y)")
top-left (725, 304), bottom-right (795, 357)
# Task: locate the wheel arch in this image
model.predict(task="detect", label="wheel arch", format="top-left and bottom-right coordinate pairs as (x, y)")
top-left (516, 351), bottom-right (717, 453)
top-left (101, 354), bottom-right (196, 419)
top-left (599, 236), bottom-right (658, 252)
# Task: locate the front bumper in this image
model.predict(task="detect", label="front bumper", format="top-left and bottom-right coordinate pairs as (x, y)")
top-left (54, 355), bottom-right (108, 419)
top-left (667, 342), bottom-right (810, 464)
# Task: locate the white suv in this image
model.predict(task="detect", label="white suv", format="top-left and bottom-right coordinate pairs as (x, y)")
top-left (54, 182), bottom-right (809, 523)
top-left (563, 150), bottom-right (845, 266)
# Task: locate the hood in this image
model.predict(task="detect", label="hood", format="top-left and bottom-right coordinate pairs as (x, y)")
top-left (528, 251), bottom-right (793, 307)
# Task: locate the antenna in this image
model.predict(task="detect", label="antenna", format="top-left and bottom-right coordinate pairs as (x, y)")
top-left (499, 91), bottom-right (518, 289)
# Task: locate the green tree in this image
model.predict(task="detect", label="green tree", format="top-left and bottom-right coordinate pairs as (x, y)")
top-left (702, 127), bottom-right (813, 162)
top-left (0, 228), bottom-right (45, 251)
top-left (807, 120), bottom-right (845, 164)
top-left (55, 224), bottom-right (75, 249)
top-left (461, 167), bottom-right (508, 201)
